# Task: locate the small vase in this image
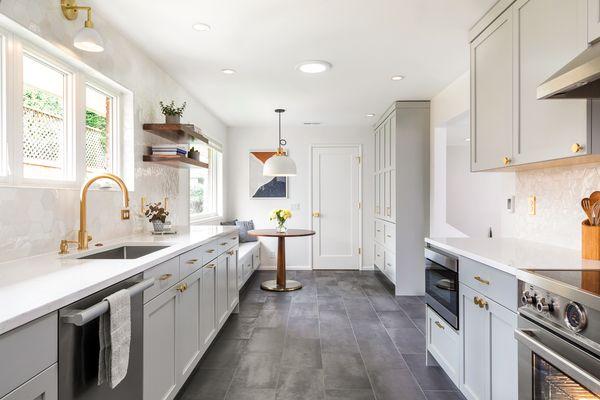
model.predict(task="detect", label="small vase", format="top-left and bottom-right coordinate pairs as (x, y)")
top-left (153, 220), bottom-right (165, 232)
top-left (165, 114), bottom-right (180, 124)
top-left (276, 222), bottom-right (287, 233)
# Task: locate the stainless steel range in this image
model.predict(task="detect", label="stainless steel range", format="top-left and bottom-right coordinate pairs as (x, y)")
top-left (516, 269), bottom-right (600, 399)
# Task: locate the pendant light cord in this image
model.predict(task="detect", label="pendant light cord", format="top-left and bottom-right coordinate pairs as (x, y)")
top-left (275, 108), bottom-right (286, 154)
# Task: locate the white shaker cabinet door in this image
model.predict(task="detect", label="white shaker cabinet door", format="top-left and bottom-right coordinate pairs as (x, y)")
top-left (489, 299), bottom-right (518, 400)
top-left (590, 0), bottom-right (600, 43)
top-left (227, 248), bottom-right (239, 312)
top-left (176, 269), bottom-right (202, 384)
top-left (470, 9), bottom-right (513, 171)
top-left (513, 0), bottom-right (588, 164)
top-left (216, 254), bottom-right (229, 328)
top-left (144, 287), bottom-right (178, 400)
top-left (200, 262), bottom-right (217, 349)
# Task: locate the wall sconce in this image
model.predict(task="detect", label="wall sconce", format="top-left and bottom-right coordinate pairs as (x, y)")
top-left (61, 0), bottom-right (104, 53)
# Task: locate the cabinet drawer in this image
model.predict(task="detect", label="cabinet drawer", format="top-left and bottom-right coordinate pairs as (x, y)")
top-left (374, 243), bottom-right (384, 269)
top-left (179, 245), bottom-right (206, 278)
top-left (1, 364), bottom-right (57, 400)
top-left (143, 257), bottom-right (180, 303)
top-left (426, 307), bottom-right (458, 386)
top-left (216, 235), bottom-right (238, 252)
top-left (0, 313), bottom-right (57, 398)
top-left (384, 250), bottom-right (396, 283)
top-left (383, 223), bottom-right (395, 250)
top-left (202, 240), bottom-right (220, 265)
top-left (252, 247), bottom-right (260, 269)
top-left (459, 256), bottom-right (517, 311)
top-left (374, 220), bottom-right (384, 244)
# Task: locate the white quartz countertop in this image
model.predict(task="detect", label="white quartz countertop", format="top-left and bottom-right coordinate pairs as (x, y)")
top-left (425, 237), bottom-right (600, 276)
top-left (0, 225), bottom-right (238, 335)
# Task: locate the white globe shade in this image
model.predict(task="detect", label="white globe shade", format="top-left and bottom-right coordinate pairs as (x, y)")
top-left (263, 154), bottom-right (297, 176)
top-left (74, 27), bottom-right (104, 52)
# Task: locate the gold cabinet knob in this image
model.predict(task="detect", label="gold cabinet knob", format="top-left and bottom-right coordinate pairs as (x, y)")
top-left (571, 143), bottom-right (583, 153)
top-left (312, 211), bottom-right (321, 218)
top-left (502, 156), bottom-right (511, 166)
top-left (176, 283), bottom-right (188, 292)
top-left (434, 321), bottom-right (445, 330)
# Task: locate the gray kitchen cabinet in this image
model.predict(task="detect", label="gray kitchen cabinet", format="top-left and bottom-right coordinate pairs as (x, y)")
top-left (512, 0), bottom-right (588, 165)
top-left (459, 283), bottom-right (517, 400)
top-left (226, 248), bottom-right (239, 312)
top-left (200, 262), bottom-right (217, 349)
top-left (470, 8), bottom-right (514, 171)
top-left (176, 268), bottom-right (202, 384)
top-left (0, 364), bottom-right (57, 400)
top-left (590, 0), bottom-right (600, 43)
top-left (215, 253), bottom-right (229, 328)
top-left (144, 285), bottom-right (178, 400)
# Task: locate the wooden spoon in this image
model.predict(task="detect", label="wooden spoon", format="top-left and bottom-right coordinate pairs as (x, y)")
top-left (593, 201), bottom-right (600, 226)
top-left (582, 197), bottom-right (593, 223)
top-left (590, 191), bottom-right (600, 206)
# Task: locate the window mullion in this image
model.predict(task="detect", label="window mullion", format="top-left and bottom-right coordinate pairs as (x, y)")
top-left (74, 73), bottom-right (85, 184)
top-left (9, 35), bottom-right (23, 184)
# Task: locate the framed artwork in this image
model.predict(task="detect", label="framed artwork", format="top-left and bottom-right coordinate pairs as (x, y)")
top-left (249, 150), bottom-right (289, 199)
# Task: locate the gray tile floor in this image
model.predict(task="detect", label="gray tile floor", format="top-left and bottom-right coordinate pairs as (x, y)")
top-left (176, 270), bottom-right (465, 400)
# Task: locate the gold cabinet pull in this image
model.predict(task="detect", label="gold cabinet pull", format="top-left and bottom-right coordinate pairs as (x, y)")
top-left (503, 156), bottom-right (511, 166)
top-left (186, 259), bottom-right (198, 265)
top-left (206, 249), bottom-right (215, 253)
top-left (473, 296), bottom-right (480, 305)
top-left (220, 242), bottom-right (228, 246)
top-left (206, 263), bottom-right (216, 269)
top-left (474, 276), bottom-right (490, 285)
top-left (230, 236), bottom-right (237, 240)
top-left (434, 321), bottom-right (445, 330)
top-left (473, 296), bottom-right (488, 309)
top-left (571, 143), bottom-right (583, 153)
top-left (375, 206), bottom-right (380, 213)
top-left (159, 273), bottom-right (172, 281)
top-left (176, 283), bottom-right (188, 292)
top-left (386, 234), bottom-right (392, 238)
top-left (227, 250), bottom-right (235, 255)
top-left (312, 211), bottom-right (321, 218)
top-left (386, 207), bottom-right (391, 216)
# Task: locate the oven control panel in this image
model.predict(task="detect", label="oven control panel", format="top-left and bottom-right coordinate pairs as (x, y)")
top-left (518, 282), bottom-right (588, 333)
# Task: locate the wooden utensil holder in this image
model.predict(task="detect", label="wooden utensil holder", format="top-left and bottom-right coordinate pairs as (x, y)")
top-left (582, 220), bottom-right (600, 260)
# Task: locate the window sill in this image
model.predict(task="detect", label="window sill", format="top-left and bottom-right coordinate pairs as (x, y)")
top-left (190, 214), bottom-right (222, 225)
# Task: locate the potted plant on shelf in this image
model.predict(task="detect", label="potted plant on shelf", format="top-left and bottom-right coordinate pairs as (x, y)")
top-left (145, 202), bottom-right (170, 232)
top-left (188, 146), bottom-right (200, 161)
top-left (270, 208), bottom-right (292, 233)
top-left (159, 100), bottom-right (187, 124)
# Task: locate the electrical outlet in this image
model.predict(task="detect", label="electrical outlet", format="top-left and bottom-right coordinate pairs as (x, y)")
top-left (528, 195), bottom-right (536, 215)
top-left (507, 196), bottom-right (515, 213)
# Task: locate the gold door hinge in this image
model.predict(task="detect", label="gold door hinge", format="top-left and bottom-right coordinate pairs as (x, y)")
top-left (356, 156), bottom-right (361, 164)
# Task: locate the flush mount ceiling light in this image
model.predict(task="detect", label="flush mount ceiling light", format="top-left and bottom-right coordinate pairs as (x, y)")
top-left (192, 23), bottom-right (211, 32)
top-left (366, 113), bottom-right (376, 117)
top-left (303, 122), bottom-right (321, 125)
top-left (221, 68), bottom-right (236, 75)
top-left (391, 75), bottom-right (405, 81)
top-left (61, 0), bottom-right (104, 52)
top-left (296, 60), bottom-right (332, 74)
top-left (263, 109), bottom-right (297, 177)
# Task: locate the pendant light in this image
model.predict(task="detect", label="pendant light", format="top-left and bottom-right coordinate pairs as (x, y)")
top-left (263, 109), bottom-right (297, 177)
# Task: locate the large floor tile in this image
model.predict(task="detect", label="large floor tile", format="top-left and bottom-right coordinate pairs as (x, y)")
top-left (286, 317), bottom-right (320, 339)
top-left (220, 316), bottom-right (257, 340)
top-left (281, 337), bottom-right (322, 368)
top-left (246, 327), bottom-right (285, 353)
top-left (324, 389), bottom-right (376, 400)
top-left (368, 295), bottom-right (402, 312)
top-left (404, 354), bottom-right (456, 391)
top-left (378, 311), bottom-right (417, 329)
top-left (178, 368), bottom-right (235, 400)
top-left (323, 352), bottom-right (372, 390)
top-left (231, 352), bottom-right (281, 389)
top-left (358, 341), bottom-right (408, 371)
top-left (277, 367), bottom-right (325, 400)
top-left (369, 368), bottom-right (426, 400)
top-left (198, 338), bottom-right (248, 369)
top-left (289, 302), bottom-right (318, 318)
top-left (388, 327), bottom-right (426, 354)
top-left (423, 390), bottom-right (462, 400)
top-left (225, 388), bottom-right (276, 400)
top-left (400, 303), bottom-right (427, 319)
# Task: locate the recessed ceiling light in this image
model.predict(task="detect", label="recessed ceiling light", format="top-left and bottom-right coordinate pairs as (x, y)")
top-left (366, 113), bottom-right (375, 117)
top-left (465, 138), bottom-right (471, 142)
top-left (221, 68), bottom-right (236, 75)
top-left (303, 122), bottom-right (321, 125)
top-left (391, 75), bottom-right (404, 81)
top-left (192, 23), bottom-right (211, 32)
top-left (296, 60), bottom-right (332, 74)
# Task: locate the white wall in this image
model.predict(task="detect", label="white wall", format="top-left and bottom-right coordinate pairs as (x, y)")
top-left (226, 126), bottom-right (373, 268)
top-left (0, 0), bottom-right (227, 262)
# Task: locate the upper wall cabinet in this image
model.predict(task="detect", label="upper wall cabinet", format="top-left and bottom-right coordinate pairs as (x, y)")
top-left (471, 0), bottom-right (596, 171)
top-left (589, 0), bottom-right (600, 43)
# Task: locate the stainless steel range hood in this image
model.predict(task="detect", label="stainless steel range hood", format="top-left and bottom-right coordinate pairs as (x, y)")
top-left (537, 42), bottom-right (600, 99)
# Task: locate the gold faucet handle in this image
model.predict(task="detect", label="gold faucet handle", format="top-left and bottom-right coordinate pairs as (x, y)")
top-left (121, 209), bottom-right (130, 220)
top-left (59, 239), bottom-right (78, 255)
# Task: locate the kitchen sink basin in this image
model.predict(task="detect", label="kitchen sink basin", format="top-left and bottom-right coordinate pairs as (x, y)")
top-left (77, 245), bottom-right (170, 260)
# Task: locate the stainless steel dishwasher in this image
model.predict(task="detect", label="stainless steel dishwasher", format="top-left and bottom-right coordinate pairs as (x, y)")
top-left (58, 273), bottom-right (154, 400)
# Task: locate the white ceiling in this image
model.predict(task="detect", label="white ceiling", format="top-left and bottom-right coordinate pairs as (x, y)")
top-left (90, 0), bottom-right (494, 127)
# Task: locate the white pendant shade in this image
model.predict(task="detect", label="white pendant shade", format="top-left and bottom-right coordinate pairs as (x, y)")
top-left (263, 153), bottom-right (297, 176)
top-left (74, 26), bottom-right (104, 52)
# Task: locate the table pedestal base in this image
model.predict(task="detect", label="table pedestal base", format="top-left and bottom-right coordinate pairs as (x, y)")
top-left (261, 279), bottom-right (303, 292)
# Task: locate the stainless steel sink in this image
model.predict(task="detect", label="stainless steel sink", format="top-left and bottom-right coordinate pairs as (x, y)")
top-left (77, 245), bottom-right (170, 260)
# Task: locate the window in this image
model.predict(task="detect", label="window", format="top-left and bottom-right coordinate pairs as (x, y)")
top-left (190, 145), bottom-right (222, 221)
top-left (22, 53), bottom-right (72, 180)
top-left (85, 84), bottom-right (117, 176)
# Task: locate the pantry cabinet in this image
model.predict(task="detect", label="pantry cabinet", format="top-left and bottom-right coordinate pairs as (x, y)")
top-left (176, 269), bottom-right (203, 383)
top-left (590, 0), bottom-right (600, 43)
top-left (373, 102), bottom-right (429, 294)
top-left (470, 0), bottom-right (595, 171)
top-left (216, 254), bottom-right (229, 328)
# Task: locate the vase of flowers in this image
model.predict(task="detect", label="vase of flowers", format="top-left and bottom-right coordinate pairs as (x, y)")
top-left (145, 202), bottom-right (169, 232)
top-left (270, 208), bottom-right (292, 233)
top-left (160, 100), bottom-right (187, 124)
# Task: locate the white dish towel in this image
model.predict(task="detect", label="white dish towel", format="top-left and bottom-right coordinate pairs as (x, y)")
top-left (98, 289), bottom-right (131, 389)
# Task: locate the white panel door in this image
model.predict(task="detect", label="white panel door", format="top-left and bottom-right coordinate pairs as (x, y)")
top-left (200, 263), bottom-right (216, 349)
top-left (311, 145), bottom-right (361, 269)
top-left (227, 248), bottom-right (239, 312)
top-left (176, 269), bottom-right (202, 384)
top-left (215, 254), bottom-right (229, 327)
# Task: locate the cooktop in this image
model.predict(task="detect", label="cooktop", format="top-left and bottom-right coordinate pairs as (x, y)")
top-left (525, 269), bottom-right (600, 297)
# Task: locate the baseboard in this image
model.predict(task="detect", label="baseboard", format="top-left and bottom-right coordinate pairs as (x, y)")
top-left (258, 265), bottom-right (313, 270)
top-left (361, 265), bottom-right (374, 271)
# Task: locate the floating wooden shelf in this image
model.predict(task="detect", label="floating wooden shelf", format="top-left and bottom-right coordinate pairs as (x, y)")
top-left (143, 155), bottom-right (209, 169)
top-left (143, 123), bottom-right (209, 144)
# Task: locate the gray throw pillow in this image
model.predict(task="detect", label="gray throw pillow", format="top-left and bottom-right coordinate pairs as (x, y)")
top-left (220, 219), bottom-right (238, 226)
top-left (236, 220), bottom-right (257, 243)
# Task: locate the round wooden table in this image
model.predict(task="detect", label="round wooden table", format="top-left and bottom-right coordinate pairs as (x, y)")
top-left (248, 229), bottom-right (316, 292)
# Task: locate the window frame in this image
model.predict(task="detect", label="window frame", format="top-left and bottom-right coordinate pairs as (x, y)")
top-left (190, 145), bottom-right (223, 223)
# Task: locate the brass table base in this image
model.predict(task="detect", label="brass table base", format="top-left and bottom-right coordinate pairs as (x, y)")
top-left (261, 279), bottom-right (303, 292)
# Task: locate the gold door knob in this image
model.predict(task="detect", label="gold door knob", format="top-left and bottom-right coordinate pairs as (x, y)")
top-left (571, 143), bottom-right (583, 153)
top-left (312, 211), bottom-right (321, 218)
top-left (503, 156), bottom-right (511, 166)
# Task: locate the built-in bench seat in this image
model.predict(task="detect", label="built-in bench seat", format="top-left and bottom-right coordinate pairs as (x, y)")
top-left (237, 241), bottom-right (260, 289)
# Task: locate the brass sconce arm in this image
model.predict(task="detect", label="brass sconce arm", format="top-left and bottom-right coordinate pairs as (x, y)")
top-left (61, 0), bottom-right (95, 28)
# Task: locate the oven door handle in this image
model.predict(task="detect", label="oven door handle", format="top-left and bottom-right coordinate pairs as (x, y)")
top-left (515, 329), bottom-right (600, 395)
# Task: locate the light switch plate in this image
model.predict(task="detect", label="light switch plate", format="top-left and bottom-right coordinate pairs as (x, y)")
top-left (528, 195), bottom-right (536, 215)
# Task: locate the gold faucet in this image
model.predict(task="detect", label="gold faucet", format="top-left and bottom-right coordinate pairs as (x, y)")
top-left (78, 173), bottom-right (130, 250)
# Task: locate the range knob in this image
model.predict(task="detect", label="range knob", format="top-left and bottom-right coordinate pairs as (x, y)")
top-left (521, 291), bottom-right (536, 306)
top-left (536, 298), bottom-right (553, 313)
